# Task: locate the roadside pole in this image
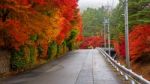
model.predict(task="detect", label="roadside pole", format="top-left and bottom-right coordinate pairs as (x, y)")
top-left (107, 19), bottom-right (111, 56)
top-left (103, 17), bottom-right (107, 49)
top-left (124, 0), bottom-right (130, 69)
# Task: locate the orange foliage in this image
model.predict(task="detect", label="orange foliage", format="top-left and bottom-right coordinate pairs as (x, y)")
top-left (3, 19), bottom-right (29, 50)
top-left (0, 0), bottom-right (82, 58)
top-left (80, 36), bottom-right (104, 49)
top-left (129, 25), bottom-right (150, 60)
top-left (113, 35), bottom-right (125, 58)
top-left (113, 25), bottom-right (150, 60)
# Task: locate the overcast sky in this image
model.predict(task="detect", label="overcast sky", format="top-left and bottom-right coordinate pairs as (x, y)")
top-left (78, 0), bottom-right (119, 11)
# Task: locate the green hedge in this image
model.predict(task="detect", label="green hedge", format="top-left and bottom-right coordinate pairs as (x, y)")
top-left (11, 47), bottom-right (27, 70)
top-left (48, 41), bottom-right (57, 60)
top-left (10, 38), bottom-right (79, 70)
top-left (66, 29), bottom-right (78, 50)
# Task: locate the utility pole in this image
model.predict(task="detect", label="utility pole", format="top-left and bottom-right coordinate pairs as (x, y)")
top-left (103, 17), bottom-right (107, 49)
top-left (103, 17), bottom-right (111, 56)
top-left (124, 0), bottom-right (130, 68)
top-left (107, 18), bottom-right (111, 56)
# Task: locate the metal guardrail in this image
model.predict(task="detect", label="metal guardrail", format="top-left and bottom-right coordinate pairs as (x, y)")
top-left (98, 48), bottom-right (150, 84)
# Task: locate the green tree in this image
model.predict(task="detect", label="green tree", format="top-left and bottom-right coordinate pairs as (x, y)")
top-left (129, 0), bottom-right (150, 27)
top-left (82, 7), bottom-right (107, 36)
top-left (110, 0), bottom-right (125, 40)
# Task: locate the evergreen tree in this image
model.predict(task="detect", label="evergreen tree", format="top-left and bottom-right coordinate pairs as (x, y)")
top-left (82, 7), bottom-right (107, 36)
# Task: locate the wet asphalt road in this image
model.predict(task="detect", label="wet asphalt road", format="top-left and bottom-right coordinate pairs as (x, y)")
top-left (1, 49), bottom-right (127, 84)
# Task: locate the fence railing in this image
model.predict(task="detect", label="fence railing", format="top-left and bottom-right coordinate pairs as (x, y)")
top-left (98, 48), bottom-right (150, 84)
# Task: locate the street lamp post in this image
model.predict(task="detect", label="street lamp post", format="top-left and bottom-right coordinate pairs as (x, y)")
top-left (124, 0), bottom-right (130, 68)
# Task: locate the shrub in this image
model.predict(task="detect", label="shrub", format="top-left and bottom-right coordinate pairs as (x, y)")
top-left (80, 36), bottom-right (104, 49)
top-left (57, 44), bottom-right (64, 57)
top-left (129, 25), bottom-right (150, 60)
top-left (11, 47), bottom-right (27, 70)
top-left (48, 41), bottom-right (57, 60)
top-left (66, 29), bottom-right (78, 50)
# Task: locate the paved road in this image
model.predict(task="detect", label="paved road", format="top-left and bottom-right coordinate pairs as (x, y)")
top-left (1, 49), bottom-right (127, 84)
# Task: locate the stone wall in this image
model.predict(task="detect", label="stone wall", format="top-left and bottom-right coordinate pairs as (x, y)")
top-left (0, 50), bottom-right (10, 73)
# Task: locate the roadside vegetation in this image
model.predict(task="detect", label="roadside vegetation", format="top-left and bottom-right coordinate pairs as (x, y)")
top-left (0, 0), bottom-right (83, 75)
top-left (81, 0), bottom-right (150, 80)
top-left (111, 0), bottom-right (150, 80)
